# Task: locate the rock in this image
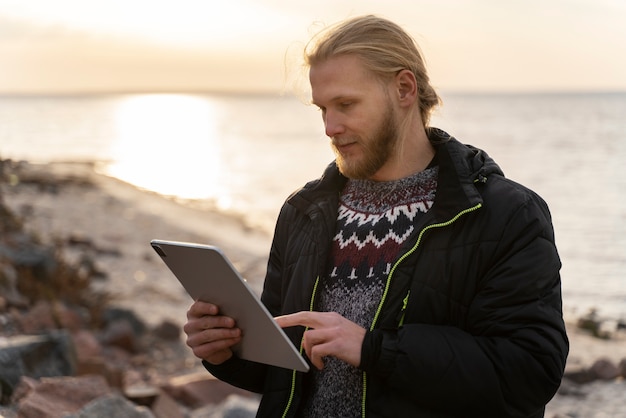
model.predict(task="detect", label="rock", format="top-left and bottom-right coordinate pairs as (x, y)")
top-left (66, 233), bottom-right (94, 248)
top-left (11, 375), bottom-right (111, 418)
top-left (564, 357), bottom-right (624, 385)
top-left (190, 394), bottom-right (260, 418)
top-left (103, 308), bottom-right (146, 335)
top-left (72, 329), bottom-right (103, 361)
top-left (0, 262), bottom-right (27, 308)
top-left (153, 319), bottom-right (181, 341)
top-left (51, 302), bottom-right (89, 331)
top-left (66, 393), bottom-right (156, 418)
top-left (11, 300), bottom-right (57, 333)
top-left (124, 384), bottom-right (161, 407)
top-left (0, 405), bottom-right (18, 417)
top-left (150, 389), bottom-right (187, 418)
top-left (10, 300), bottom-right (89, 334)
top-left (0, 330), bottom-right (76, 397)
top-left (162, 373), bottom-right (256, 409)
top-left (76, 253), bottom-right (108, 280)
top-left (75, 356), bottom-right (125, 389)
top-left (556, 379), bottom-right (587, 398)
top-left (576, 308), bottom-right (612, 339)
top-left (589, 357), bottom-right (620, 380)
top-left (101, 319), bottom-right (139, 353)
top-left (618, 358), bottom-right (626, 378)
top-left (1, 237), bottom-right (56, 273)
top-left (563, 363), bottom-right (596, 385)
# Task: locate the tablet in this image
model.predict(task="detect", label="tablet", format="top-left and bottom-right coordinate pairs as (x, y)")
top-left (150, 239), bottom-right (309, 372)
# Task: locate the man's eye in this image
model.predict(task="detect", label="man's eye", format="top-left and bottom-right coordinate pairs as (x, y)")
top-left (340, 102), bottom-right (352, 108)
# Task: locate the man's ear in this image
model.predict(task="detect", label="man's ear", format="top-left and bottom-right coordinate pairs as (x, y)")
top-left (395, 69), bottom-right (418, 107)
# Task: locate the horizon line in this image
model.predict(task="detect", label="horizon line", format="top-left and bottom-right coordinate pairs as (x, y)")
top-left (1, 87), bottom-right (625, 98)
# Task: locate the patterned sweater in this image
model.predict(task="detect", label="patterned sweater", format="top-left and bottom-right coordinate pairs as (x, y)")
top-left (301, 165), bottom-right (438, 417)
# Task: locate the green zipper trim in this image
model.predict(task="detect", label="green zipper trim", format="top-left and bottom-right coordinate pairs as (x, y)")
top-left (398, 290), bottom-right (411, 327)
top-left (360, 202), bottom-right (482, 417)
top-left (281, 276), bottom-right (321, 418)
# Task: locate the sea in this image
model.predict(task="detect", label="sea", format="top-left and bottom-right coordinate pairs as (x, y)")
top-left (1, 91), bottom-right (625, 322)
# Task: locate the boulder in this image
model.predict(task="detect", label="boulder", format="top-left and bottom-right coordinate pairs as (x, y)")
top-left (153, 319), bottom-right (181, 341)
top-left (563, 363), bottom-right (596, 385)
top-left (149, 389), bottom-right (187, 418)
top-left (162, 373), bottom-right (257, 409)
top-left (589, 357), bottom-right (620, 381)
top-left (0, 330), bottom-right (76, 397)
top-left (190, 394), bottom-right (259, 418)
top-left (0, 405), bottom-right (17, 417)
top-left (11, 375), bottom-right (111, 418)
top-left (101, 319), bottom-right (139, 353)
top-left (11, 300), bottom-right (58, 333)
top-left (618, 357), bottom-right (626, 378)
top-left (66, 393), bottom-right (155, 418)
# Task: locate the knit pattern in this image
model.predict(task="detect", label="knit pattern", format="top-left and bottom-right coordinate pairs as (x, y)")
top-left (301, 166), bottom-right (438, 417)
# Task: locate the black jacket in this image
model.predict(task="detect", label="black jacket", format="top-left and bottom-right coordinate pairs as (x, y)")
top-left (205, 129), bottom-right (569, 417)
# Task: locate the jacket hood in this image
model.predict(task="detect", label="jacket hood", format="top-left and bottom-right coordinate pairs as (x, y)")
top-left (428, 127), bottom-right (503, 181)
top-left (427, 128), bottom-right (504, 220)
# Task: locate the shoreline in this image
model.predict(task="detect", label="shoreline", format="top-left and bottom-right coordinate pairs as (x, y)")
top-left (2, 160), bottom-right (625, 415)
top-left (1, 160), bottom-right (272, 329)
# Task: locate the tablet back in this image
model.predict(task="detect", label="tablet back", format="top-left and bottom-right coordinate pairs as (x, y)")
top-left (150, 239), bottom-right (309, 372)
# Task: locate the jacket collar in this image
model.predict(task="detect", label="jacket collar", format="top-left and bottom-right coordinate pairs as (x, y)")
top-left (287, 128), bottom-right (503, 221)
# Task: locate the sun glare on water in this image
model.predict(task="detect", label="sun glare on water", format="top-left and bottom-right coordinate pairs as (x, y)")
top-left (107, 94), bottom-right (232, 209)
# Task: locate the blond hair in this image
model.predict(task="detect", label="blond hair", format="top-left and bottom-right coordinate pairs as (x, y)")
top-left (305, 15), bottom-right (441, 127)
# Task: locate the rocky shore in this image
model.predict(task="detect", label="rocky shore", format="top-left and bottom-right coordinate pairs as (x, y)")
top-left (1, 160), bottom-right (625, 417)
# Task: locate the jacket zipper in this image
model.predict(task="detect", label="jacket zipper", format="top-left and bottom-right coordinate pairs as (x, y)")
top-left (397, 291), bottom-right (411, 326)
top-left (361, 202), bottom-right (483, 417)
top-left (281, 276), bottom-right (321, 418)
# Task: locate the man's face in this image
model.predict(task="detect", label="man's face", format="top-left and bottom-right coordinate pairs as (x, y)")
top-left (309, 54), bottom-right (400, 180)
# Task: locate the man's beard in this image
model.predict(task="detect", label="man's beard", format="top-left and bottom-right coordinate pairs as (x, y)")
top-left (333, 106), bottom-right (398, 180)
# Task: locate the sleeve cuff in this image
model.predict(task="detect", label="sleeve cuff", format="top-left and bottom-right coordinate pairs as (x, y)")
top-left (360, 329), bottom-right (397, 379)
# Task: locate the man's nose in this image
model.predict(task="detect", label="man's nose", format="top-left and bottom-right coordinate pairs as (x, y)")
top-left (324, 110), bottom-right (345, 138)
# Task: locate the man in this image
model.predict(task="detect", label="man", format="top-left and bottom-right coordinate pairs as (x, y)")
top-left (184, 15), bottom-right (568, 417)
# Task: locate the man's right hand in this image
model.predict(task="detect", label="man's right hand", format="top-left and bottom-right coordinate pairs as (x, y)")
top-left (183, 300), bottom-right (242, 365)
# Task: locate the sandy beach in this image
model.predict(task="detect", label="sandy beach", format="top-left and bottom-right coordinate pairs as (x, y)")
top-left (2, 161), bottom-right (625, 416)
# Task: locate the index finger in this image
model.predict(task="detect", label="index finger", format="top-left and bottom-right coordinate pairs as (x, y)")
top-left (275, 311), bottom-right (325, 329)
top-left (187, 300), bottom-right (219, 319)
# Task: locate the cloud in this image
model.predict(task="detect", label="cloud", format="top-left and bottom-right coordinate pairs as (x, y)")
top-left (0, 15), bottom-right (79, 41)
top-left (0, 0), bottom-right (300, 48)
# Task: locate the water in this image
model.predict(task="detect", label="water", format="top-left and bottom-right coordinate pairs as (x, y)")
top-left (1, 91), bottom-right (625, 321)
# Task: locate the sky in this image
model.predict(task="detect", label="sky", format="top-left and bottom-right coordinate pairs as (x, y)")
top-left (0, 0), bottom-right (625, 94)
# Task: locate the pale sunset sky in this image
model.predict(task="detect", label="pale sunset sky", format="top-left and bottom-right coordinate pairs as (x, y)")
top-left (0, 0), bottom-right (625, 94)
